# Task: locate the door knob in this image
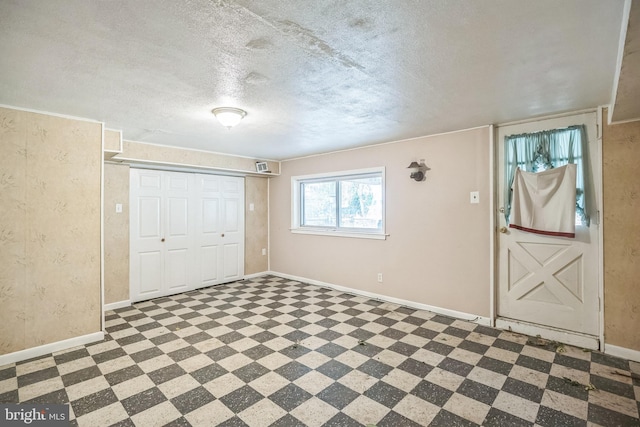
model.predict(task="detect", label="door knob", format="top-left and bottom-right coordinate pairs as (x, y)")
top-left (221, 233), bottom-right (225, 237)
top-left (161, 238), bottom-right (165, 242)
top-left (499, 227), bottom-right (508, 233)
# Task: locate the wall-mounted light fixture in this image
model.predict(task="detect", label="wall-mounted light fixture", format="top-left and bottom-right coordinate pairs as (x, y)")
top-left (212, 107), bottom-right (247, 129)
top-left (408, 160), bottom-right (429, 182)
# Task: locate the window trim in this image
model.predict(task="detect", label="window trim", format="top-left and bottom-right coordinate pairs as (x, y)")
top-left (291, 167), bottom-right (386, 239)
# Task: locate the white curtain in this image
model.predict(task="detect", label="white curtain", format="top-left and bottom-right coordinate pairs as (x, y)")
top-left (504, 125), bottom-right (590, 226)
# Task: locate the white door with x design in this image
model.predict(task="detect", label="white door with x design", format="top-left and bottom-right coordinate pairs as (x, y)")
top-left (496, 112), bottom-right (600, 348)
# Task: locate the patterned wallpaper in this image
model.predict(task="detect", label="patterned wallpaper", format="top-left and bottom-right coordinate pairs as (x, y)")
top-left (602, 111), bottom-right (640, 351)
top-left (104, 163), bottom-right (130, 304)
top-left (115, 140), bottom-right (280, 175)
top-left (245, 177), bottom-right (269, 275)
top-left (104, 149), bottom-right (270, 304)
top-left (0, 107), bottom-right (102, 355)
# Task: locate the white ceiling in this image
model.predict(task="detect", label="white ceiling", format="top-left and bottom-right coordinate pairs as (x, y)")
top-left (611, 0), bottom-right (640, 122)
top-left (0, 0), bottom-right (633, 160)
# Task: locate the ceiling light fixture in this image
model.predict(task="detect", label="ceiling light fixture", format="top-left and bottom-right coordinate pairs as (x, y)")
top-left (212, 107), bottom-right (247, 129)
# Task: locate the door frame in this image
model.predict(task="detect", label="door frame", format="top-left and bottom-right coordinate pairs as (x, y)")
top-left (129, 165), bottom-right (246, 302)
top-left (491, 108), bottom-right (605, 350)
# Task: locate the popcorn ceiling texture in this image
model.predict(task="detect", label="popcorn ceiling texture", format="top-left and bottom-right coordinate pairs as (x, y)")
top-left (0, 1), bottom-right (627, 159)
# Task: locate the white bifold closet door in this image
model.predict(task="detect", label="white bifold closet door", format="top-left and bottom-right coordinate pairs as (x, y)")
top-left (130, 169), bottom-right (244, 302)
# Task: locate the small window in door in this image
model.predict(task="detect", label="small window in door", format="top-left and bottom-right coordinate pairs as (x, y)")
top-left (504, 125), bottom-right (589, 226)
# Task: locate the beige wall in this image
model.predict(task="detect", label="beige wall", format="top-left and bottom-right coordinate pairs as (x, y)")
top-left (245, 177), bottom-right (269, 274)
top-left (269, 127), bottom-right (491, 317)
top-left (602, 112), bottom-right (640, 351)
top-left (103, 144), bottom-right (272, 303)
top-left (104, 163), bottom-right (130, 304)
top-left (0, 107), bottom-right (102, 355)
top-left (115, 140), bottom-right (280, 175)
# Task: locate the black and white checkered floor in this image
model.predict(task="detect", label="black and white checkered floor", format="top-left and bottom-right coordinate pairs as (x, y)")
top-left (1, 275), bottom-right (639, 426)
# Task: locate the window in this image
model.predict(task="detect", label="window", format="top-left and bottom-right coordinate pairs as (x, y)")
top-left (291, 168), bottom-right (385, 239)
top-left (504, 125), bottom-right (590, 226)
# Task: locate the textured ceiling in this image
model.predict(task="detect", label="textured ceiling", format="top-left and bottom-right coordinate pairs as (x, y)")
top-left (0, 0), bottom-right (629, 160)
top-left (611, 0), bottom-right (640, 123)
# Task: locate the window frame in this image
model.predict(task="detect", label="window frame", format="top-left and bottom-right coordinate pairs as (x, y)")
top-left (291, 167), bottom-right (386, 240)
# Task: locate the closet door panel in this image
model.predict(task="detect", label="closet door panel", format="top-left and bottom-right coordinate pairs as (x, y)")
top-left (138, 251), bottom-right (162, 295)
top-left (223, 243), bottom-right (240, 279)
top-left (200, 245), bottom-right (219, 284)
top-left (131, 170), bottom-right (245, 302)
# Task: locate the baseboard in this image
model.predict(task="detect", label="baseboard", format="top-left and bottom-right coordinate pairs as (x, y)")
top-left (0, 332), bottom-right (105, 366)
top-left (243, 271), bottom-right (270, 280)
top-left (605, 343), bottom-right (640, 363)
top-left (269, 271), bottom-right (491, 326)
top-left (495, 318), bottom-right (599, 350)
top-left (104, 300), bottom-right (131, 311)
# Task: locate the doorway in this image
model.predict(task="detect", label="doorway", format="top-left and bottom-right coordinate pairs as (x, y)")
top-left (130, 168), bottom-right (245, 302)
top-left (495, 112), bottom-right (601, 349)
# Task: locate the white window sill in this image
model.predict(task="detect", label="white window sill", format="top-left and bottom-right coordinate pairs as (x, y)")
top-left (290, 228), bottom-right (388, 240)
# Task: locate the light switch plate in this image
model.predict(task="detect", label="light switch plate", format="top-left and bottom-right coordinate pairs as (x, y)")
top-left (470, 191), bottom-right (479, 204)
top-left (249, 203), bottom-right (255, 211)
top-left (115, 203), bottom-right (123, 213)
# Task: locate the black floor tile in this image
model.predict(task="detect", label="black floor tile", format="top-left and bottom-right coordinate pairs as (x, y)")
top-left (316, 342), bottom-right (348, 358)
top-left (377, 411), bottom-right (421, 427)
top-left (536, 405), bottom-right (587, 427)
top-left (363, 380), bottom-right (406, 408)
top-left (317, 382), bottom-right (360, 410)
top-left (424, 340), bottom-right (455, 356)
top-left (502, 377), bottom-right (544, 403)
top-left (554, 353), bottom-right (591, 372)
top-left (356, 359), bottom-right (393, 379)
top-left (589, 374), bottom-right (635, 399)
top-left (397, 357), bottom-right (433, 377)
top-left (457, 378), bottom-right (499, 405)
top-left (71, 388), bottom-right (119, 417)
top-left (482, 408), bottom-right (533, 427)
top-left (61, 366), bottom-right (101, 387)
top-left (322, 412), bottom-right (364, 427)
top-left (477, 356), bottom-right (513, 376)
top-left (317, 360), bottom-right (352, 380)
top-left (430, 409), bottom-right (479, 426)
top-left (269, 383), bottom-right (312, 411)
top-left (516, 355), bottom-right (552, 374)
top-left (170, 386), bottom-right (215, 414)
top-left (233, 362), bottom-right (270, 383)
top-left (147, 364), bottom-right (187, 385)
top-left (104, 365), bottom-right (145, 386)
top-left (275, 361), bottom-right (312, 381)
top-left (205, 346), bottom-right (237, 362)
top-left (545, 375), bottom-right (589, 401)
top-left (54, 348), bottom-right (90, 365)
top-left (270, 414), bottom-right (307, 427)
top-left (587, 403), bottom-right (640, 427)
top-left (438, 357), bottom-right (474, 377)
top-left (410, 380), bottom-right (453, 406)
top-left (18, 366), bottom-right (60, 387)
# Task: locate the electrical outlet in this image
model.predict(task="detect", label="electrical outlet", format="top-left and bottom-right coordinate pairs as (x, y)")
top-left (377, 273), bottom-right (383, 283)
top-left (249, 203), bottom-right (255, 211)
top-left (470, 191), bottom-right (480, 204)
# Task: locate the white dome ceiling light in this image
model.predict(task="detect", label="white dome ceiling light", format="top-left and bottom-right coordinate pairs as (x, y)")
top-left (212, 107), bottom-right (247, 129)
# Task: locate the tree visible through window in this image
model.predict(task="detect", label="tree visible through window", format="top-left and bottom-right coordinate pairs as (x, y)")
top-left (294, 169), bottom-right (384, 234)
